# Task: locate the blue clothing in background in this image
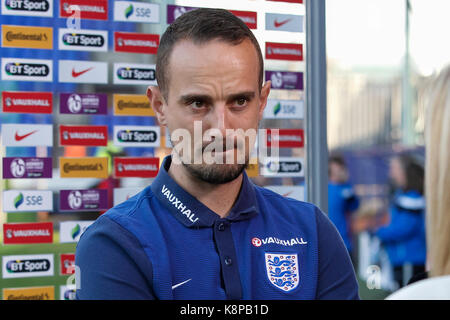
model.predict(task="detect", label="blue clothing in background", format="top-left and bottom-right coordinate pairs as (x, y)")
top-left (376, 190), bottom-right (426, 267)
top-left (328, 183), bottom-right (360, 253)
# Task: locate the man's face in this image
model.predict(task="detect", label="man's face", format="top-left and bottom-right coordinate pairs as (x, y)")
top-left (329, 162), bottom-right (348, 184)
top-left (151, 38), bottom-right (271, 184)
top-left (389, 157), bottom-right (406, 188)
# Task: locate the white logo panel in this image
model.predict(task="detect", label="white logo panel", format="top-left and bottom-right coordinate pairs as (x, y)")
top-left (58, 60), bottom-right (107, 84)
top-left (1, 124), bottom-right (53, 146)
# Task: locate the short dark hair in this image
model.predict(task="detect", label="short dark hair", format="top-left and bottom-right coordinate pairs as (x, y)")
top-left (156, 8), bottom-right (264, 101)
top-left (398, 154), bottom-right (425, 195)
top-left (329, 153), bottom-right (347, 168)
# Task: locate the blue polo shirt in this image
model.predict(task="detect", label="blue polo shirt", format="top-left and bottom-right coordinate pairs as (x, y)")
top-left (75, 156), bottom-right (359, 300)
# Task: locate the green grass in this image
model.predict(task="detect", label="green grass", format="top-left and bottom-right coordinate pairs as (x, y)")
top-left (357, 277), bottom-right (391, 300)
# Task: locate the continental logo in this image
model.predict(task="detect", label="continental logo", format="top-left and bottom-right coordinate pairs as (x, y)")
top-left (2, 25), bottom-right (52, 49)
top-left (3, 286), bottom-right (54, 300)
top-left (113, 94), bottom-right (154, 116)
top-left (59, 157), bottom-right (108, 178)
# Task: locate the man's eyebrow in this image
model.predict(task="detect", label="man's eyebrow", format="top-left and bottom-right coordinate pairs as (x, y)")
top-left (178, 94), bottom-right (213, 105)
top-left (178, 91), bottom-right (256, 105)
top-left (226, 91), bottom-right (256, 103)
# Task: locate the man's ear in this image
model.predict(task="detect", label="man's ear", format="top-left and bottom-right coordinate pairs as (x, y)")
top-left (147, 86), bottom-right (167, 126)
top-left (258, 80), bottom-right (271, 121)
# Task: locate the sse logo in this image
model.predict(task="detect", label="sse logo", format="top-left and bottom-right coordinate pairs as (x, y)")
top-left (20, 193), bottom-right (43, 206)
top-left (114, 1), bottom-right (159, 23)
top-left (3, 190), bottom-right (53, 212)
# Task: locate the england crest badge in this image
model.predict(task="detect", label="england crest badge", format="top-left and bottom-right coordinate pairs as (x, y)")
top-left (265, 253), bottom-right (299, 292)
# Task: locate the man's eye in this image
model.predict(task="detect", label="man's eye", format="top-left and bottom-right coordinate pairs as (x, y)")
top-left (235, 98), bottom-right (248, 107)
top-left (190, 101), bottom-right (205, 109)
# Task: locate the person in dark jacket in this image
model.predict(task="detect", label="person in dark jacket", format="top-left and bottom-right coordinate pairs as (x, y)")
top-left (375, 154), bottom-right (426, 288)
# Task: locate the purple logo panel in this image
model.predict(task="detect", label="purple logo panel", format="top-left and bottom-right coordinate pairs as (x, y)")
top-left (265, 71), bottom-right (303, 90)
top-left (59, 93), bottom-right (107, 115)
top-left (60, 189), bottom-right (109, 211)
top-left (3, 157), bottom-right (52, 179)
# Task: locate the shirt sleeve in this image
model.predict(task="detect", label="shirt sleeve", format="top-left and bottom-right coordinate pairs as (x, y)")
top-left (75, 215), bottom-right (156, 300)
top-left (375, 209), bottom-right (421, 243)
top-left (315, 207), bottom-right (360, 300)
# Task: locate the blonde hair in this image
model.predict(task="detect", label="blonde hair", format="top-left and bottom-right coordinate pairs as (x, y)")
top-left (425, 65), bottom-right (450, 277)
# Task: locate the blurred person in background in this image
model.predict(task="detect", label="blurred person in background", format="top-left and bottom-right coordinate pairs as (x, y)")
top-left (374, 154), bottom-right (426, 289)
top-left (328, 154), bottom-right (360, 262)
top-left (386, 65), bottom-right (450, 299)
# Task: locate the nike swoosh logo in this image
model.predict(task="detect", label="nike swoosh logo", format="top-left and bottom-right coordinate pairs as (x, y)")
top-left (274, 18), bottom-right (292, 28)
top-left (15, 130), bottom-right (38, 141)
top-left (72, 67), bottom-right (94, 78)
top-left (171, 278), bottom-right (192, 290)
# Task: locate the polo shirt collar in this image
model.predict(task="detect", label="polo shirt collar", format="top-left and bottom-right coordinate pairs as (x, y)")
top-left (150, 156), bottom-right (258, 228)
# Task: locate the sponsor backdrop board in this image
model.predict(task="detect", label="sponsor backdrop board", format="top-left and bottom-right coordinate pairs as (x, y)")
top-left (0, 0), bottom-right (306, 300)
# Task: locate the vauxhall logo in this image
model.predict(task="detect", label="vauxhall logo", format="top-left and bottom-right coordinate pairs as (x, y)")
top-left (5, 62), bottom-right (49, 77)
top-left (161, 184), bottom-right (198, 224)
top-left (62, 32), bottom-right (105, 47)
top-left (5, 0), bottom-right (50, 12)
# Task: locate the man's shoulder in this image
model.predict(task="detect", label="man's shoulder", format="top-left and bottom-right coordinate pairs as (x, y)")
top-left (254, 185), bottom-right (320, 221)
top-left (79, 185), bottom-right (158, 243)
top-left (107, 185), bottom-right (155, 218)
top-left (255, 184), bottom-right (316, 208)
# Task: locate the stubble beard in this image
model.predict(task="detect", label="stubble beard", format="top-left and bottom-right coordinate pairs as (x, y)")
top-left (182, 160), bottom-right (248, 185)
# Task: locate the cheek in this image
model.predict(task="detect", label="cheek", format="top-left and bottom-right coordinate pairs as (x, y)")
top-left (235, 103), bottom-right (262, 128)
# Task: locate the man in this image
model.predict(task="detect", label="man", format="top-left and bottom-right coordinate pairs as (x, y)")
top-left (75, 8), bottom-right (359, 300)
top-left (328, 154), bottom-right (360, 259)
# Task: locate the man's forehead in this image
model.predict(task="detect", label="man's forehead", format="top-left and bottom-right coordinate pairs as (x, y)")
top-left (168, 38), bottom-right (259, 74)
top-left (167, 38), bottom-right (260, 91)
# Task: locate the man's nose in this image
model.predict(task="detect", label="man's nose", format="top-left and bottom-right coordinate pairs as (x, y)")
top-left (210, 104), bottom-right (233, 135)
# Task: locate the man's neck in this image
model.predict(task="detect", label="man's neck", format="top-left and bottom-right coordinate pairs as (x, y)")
top-left (167, 161), bottom-right (243, 218)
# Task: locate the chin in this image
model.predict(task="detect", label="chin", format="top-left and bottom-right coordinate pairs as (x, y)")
top-left (182, 162), bottom-right (247, 184)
